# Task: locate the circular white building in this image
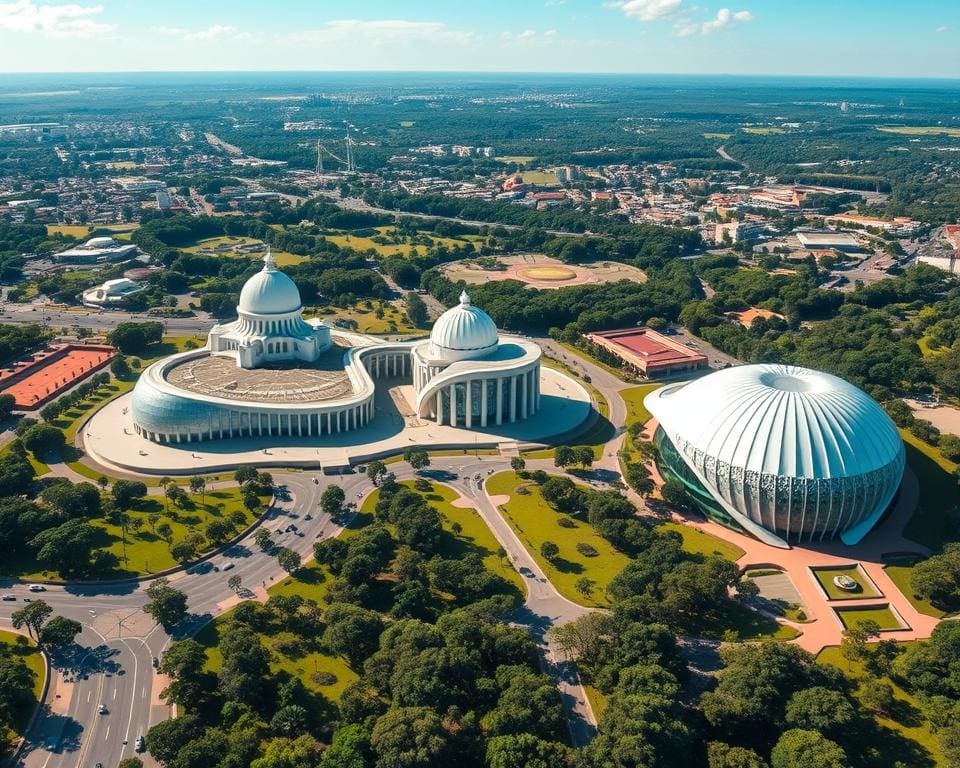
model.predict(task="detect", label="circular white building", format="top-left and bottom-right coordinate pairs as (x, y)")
top-left (645, 364), bottom-right (905, 547)
top-left (131, 260), bottom-right (542, 444)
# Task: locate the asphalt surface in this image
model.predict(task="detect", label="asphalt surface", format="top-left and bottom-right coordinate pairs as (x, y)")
top-left (0, 310), bottom-right (634, 763)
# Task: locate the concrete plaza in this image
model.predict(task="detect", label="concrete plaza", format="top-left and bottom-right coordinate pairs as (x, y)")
top-left (82, 366), bottom-right (592, 474)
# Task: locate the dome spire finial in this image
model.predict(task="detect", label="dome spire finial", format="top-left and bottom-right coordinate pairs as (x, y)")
top-left (262, 249), bottom-right (276, 271)
top-left (459, 290), bottom-right (471, 307)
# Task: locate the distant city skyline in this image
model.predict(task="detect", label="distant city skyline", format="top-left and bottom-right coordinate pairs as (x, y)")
top-left (0, 0), bottom-right (956, 78)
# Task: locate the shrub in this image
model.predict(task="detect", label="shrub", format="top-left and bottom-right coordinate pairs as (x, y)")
top-left (558, 517), bottom-right (576, 529)
top-left (576, 543), bottom-right (599, 558)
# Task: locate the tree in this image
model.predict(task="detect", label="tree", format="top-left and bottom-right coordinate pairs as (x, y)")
top-left (510, 457), bottom-right (526, 473)
top-left (251, 735), bottom-right (324, 768)
top-left (0, 650), bottom-right (37, 732)
top-left (784, 687), bottom-right (855, 736)
top-left (707, 742), bottom-right (769, 768)
top-left (540, 542), bottom-right (559, 561)
top-left (660, 478), bottom-right (692, 510)
top-left (840, 621), bottom-right (880, 664)
top-left (770, 729), bottom-right (846, 768)
top-left (11, 600), bottom-right (52, 639)
top-left (158, 639), bottom-right (208, 711)
top-left (243, 490), bottom-right (261, 514)
top-left (30, 518), bottom-right (98, 577)
top-left (0, 393), bottom-right (15, 419)
top-left (270, 704), bottom-right (310, 737)
top-left (321, 723), bottom-right (372, 768)
top-left (858, 679), bottom-right (895, 716)
top-left (206, 518), bottom-right (235, 545)
top-left (110, 355), bottom-right (131, 380)
top-left (112, 479), bottom-right (148, 511)
top-left (321, 485), bottom-right (346, 517)
top-left (189, 476), bottom-right (207, 505)
top-left (574, 577), bottom-right (595, 598)
top-left (145, 714), bottom-right (204, 765)
top-left (144, 577), bottom-right (188, 630)
top-left (486, 734), bottom-right (571, 768)
top-left (405, 292), bottom-right (428, 327)
top-left (403, 448), bottom-right (430, 472)
top-left (107, 321), bottom-right (163, 355)
top-left (117, 759), bottom-right (145, 768)
top-left (234, 466), bottom-right (258, 485)
top-left (227, 574), bottom-right (242, 593)
top-left (157, 522), bottom-right (173, 543)
top-left (367, 460), bottom-right (388, 486)
top-left (553, 446), bottom-right (576, 469)
top-left (323, 603), bottom-right (383, 667)
top-left (276, 547), bottom-right (302, 574)
top-left (21, 423), bottom-right (65, 459)
top-left (254, 528), bottom-right (273, 551)
top-left (573, 446), bottom-right (594, 468)
top-left (38, 615), bottom-right (82, 647)
top-left (912, 544), bottom-right (960, 610)
top-left (370, 707), bottom-right (453, 768)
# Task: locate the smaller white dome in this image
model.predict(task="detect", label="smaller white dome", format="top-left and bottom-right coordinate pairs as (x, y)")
top-left (429, 291), bottom-right (498, 361)
top-left (86, 237), bottom-right (118, 248)
top-left (238, 251), bottom-right (302, 316)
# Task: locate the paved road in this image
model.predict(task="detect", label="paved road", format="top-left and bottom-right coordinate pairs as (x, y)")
top-left (0, 323), bottom-right (630, 762)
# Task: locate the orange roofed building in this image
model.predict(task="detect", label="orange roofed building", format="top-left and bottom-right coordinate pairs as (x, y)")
top-left (584, 327), bottom-right (708, 378)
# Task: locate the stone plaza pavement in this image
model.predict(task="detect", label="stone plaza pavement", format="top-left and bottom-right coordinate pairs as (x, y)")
top-left (81, 366), bottom-right (591, 475)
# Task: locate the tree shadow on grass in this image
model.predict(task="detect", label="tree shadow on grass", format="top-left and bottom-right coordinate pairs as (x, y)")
top-left (550, 557), bottom-right (585, 575)
top-left (842, 712), bottom-right (936, 768)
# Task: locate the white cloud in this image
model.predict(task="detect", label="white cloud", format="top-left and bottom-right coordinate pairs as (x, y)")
top-left (699, 8), bottom-right (753, 34)
top-left (282, 19), bottom-right (475, 47)
top-left (936, 25), bottom-right (949, 33)
top-left (607, 0), bottom-right (683, 22)
top-left (0, 0), bottom-right (114, 38)
top-left (517, 29), bottom-right (537, 40)
top-left (156, 24), bottom-right (251, 41)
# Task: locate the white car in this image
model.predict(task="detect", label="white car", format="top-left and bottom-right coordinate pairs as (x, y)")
top-left (222, 562), bottom-right (235, 572)
top-left (98, 703), bottom-right (107, 715)
top-left (28, 584), bottom-right (46, 592)
top-left (1, 594), bottom-right (14, 601)
top-left (135, 735), bottom-right (145, 753)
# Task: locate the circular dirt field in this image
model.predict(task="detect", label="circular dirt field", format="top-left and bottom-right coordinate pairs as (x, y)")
top-left (517, 265), bottom-right (578, 282)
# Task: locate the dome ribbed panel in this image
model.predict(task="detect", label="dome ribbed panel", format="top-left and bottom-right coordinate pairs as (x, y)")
top-left (238, 270), bottom-right (302, 315)
top-left (651, 364), bottom-right (902, 480)
top-left (430, 304), bottom-right (498, 351)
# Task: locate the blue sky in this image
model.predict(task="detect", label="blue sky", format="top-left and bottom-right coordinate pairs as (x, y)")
top-left (0, 0), bottom-right (956, 77)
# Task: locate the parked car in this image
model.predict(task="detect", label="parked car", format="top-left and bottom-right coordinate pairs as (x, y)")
top-left (1, 594), bottom-right (15, 601)
top-left (222, 562), bottom-right (235, 572)
top-left (28, 584), bottom-right (46, 592)
top-left (135, 736), bottom-right (145, 753)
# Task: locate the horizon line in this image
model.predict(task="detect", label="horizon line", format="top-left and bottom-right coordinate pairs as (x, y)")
top-left (0, 69), bottom-right (958, 82)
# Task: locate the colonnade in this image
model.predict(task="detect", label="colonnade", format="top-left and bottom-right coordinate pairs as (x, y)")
top-left (433, 365), bottom-right (541, 428)
top-left (365, 351), bottom-right (411, 379)
top-left (134, 396), bottom-right (376, 444)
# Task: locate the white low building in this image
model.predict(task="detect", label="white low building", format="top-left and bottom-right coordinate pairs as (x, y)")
top-left (56, 236), bottom-right (138, 264)
top-left (131, 257), bottom-right (542, 445)
top-left (81, 277), bottom-right (144, 307)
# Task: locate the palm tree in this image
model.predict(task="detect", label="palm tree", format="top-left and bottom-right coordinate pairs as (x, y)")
top-left (159, 477), bottom-right (171, 513)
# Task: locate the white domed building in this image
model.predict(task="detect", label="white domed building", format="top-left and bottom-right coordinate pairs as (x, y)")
top-left (646, 364), bottom-right (905, 548)
top-left (130, 260), bottom-right (544, 445)
top-left (207, 251), bottom-right (332, 368)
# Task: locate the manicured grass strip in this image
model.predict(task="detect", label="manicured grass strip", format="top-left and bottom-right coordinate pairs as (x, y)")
top-left (0, 630), bottom-right (43, 753)
top-left (485, 472), bottom-right (629, 607)
top-left (812, 565), bottom-right (881, 600)
top-left (657, 521), bottom-right (744, 561)
top-left (884, 563), bottom-right (945, 618)
top-left (901, 432), bottom-right (957, 551)
top-left (620, 384), bottom-right (659, 427)
top-left (834, 605), bottom-right (903, 631)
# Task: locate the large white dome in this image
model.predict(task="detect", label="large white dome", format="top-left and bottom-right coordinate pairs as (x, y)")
top-left (646, 364), bottom-right (905, 547)
top-left (429, 291), bottom-right (499, 360)
top-left (238, 252), bottom-right (302, 316)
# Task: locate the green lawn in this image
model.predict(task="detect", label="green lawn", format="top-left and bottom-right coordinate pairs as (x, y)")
top-left (834, 605), bottom-right (904, 631)
top-left (485, 472), bottom-right (629, 606)
top-left (901, 432), bottom-right (957, 550)
top-left (8, 487), bottom-right (266, 580)
top-left (818, 645), bottom-right (943, 767)
top-left (884, 563), bottom-right (945, 618)
top-left (0, 630), bottom-right (44, 755)
top-left (657, 521), bottom-right (745, 561)
top-left (196, 607), bottom-right (357, 707)
top-left (812, 565), bottom-right (881, 600)
top-left (620, 384), bottom-right (659, 427)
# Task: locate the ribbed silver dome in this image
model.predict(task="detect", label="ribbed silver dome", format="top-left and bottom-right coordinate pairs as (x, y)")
top-left (238, 252), bottom-right (302, 316)
top-left (429, 291), bottom-right (498, 360)
top-left (646, 364), bottom-right (905, 547)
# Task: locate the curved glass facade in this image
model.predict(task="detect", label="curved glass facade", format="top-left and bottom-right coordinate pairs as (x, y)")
top-left (654, 426), bottom-right (904, 544)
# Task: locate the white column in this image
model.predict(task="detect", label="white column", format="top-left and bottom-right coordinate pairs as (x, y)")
top-left (436, 390), bottom-right (444, 424)
top-left (449, 383), bottom-right (457, 427)
top-left (496, 378), bottom-right (503, 426)
top-left (520, 372), bottom-right (528, 420)
top-left (466, 380), bottom-right (473, 429)
top-left (481, 379), bottom-right (488, 427)
top-left (510, 376), bottom-right (517, 423)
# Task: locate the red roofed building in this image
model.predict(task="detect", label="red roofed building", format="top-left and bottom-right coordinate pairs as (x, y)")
top-left (584, 327), bottom-right (708, 378)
